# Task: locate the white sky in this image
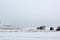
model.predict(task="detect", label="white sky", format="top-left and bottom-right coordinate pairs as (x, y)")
top-left (0, 0), bottom-right (60, 27)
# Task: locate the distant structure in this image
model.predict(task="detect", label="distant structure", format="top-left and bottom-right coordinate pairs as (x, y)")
top-left (0, 26), bottom-right (17, 30)
top-left (2, 25), bottom-right (11, 26)
top-left (0, 20), bottom-right (1, 26)
top-left (0, 25), bottom-right (17, 30)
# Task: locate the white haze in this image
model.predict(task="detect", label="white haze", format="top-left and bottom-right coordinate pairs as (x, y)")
top-left (0, 0), bottom-right (60, 27)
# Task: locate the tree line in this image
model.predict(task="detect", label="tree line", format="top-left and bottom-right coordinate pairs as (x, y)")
top-left (37, 26), bottom-right (60, 31)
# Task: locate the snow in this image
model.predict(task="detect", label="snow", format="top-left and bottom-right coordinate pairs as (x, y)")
top-left (0, 32), bottom-right (60, 40)
top-left (0, 26), bottom-right (60, 40)
top-left (0, 26), bottom-right (58, 32)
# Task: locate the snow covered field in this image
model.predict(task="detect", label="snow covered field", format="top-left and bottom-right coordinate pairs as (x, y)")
top-left (0, 32), bottom-right (60, 40)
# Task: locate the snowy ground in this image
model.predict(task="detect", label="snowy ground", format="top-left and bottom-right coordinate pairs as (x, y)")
top-left (0, 32), bottom-right (60, 40)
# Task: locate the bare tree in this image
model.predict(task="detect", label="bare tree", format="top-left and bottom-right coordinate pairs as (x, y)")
top-left (37, 25), bottom-right (46, 30)
top-left (56, 26), bottom-right (60, 31)
top-left (50, 27), bottom-right (54, 30)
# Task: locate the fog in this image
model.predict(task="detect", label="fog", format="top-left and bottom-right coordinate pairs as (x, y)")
top-left (0, 0), bottom-right (60, 27)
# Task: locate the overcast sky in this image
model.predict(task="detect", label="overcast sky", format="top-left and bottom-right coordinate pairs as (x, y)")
top-left (0, 0), bottom-right (60, 27)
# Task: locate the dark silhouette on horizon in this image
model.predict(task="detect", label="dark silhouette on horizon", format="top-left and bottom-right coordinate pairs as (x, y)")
top-left (50, 27), bottom-right (54, 31)
top-left (37, 26), bottom-right (46, 30)
top-left (56, 26), bottom-right (60, 31)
